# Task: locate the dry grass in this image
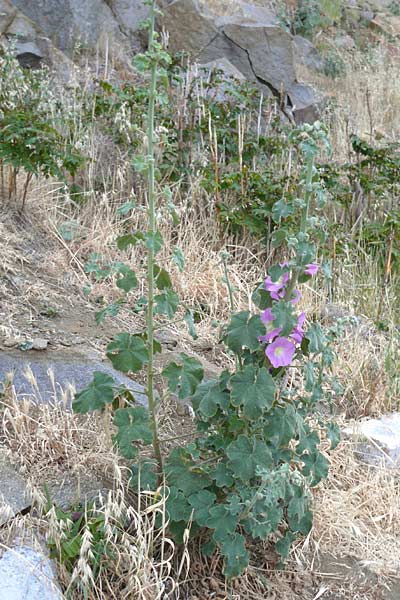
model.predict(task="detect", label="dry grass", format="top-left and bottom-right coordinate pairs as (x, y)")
top-left (312, 438), bottom-right (400, 576)
top-left (0, 383), bottom-right (189, 599)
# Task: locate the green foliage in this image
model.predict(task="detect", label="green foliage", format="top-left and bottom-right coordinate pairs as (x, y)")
top-left (46, 501), bottom-right (111, 580)
top-left (0, 50), bottom-right (84, 207)
top-left (73, 371), bottom-right (115, 413)
top-left (162, 353), bottom-right (204, 400)
top-left (323, 52), bottom-right (347, 79)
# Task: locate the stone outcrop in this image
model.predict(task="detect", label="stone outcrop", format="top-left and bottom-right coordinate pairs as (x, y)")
top-left (1, 0), bottom-right (323, 121)
top-left (7, 0), bottom-right (149, 54)
top-left (0, 0), bottom-right (73, 78)
top-left (159, 0), bottom-right (322, 123)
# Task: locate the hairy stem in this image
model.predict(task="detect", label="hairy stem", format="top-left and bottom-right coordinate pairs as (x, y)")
top-left (285, 156), bottom-right (315, 300)
top-left (146, 0), bottom-right (163, 473)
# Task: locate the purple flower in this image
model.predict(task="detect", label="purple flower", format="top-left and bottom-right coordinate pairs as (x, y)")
top-left (260, 308), bottom-right (282, 342)
top-left (265, 271), bottom-right (289, 300)
top-left (259, 327), bottom-right (282, 343)
top-left (260, 308), bottom-right (274, 325)
top-left (291, 311), bottom-right (306, 344)
top-left (291, 289), bottom-right (301, 305)
top-left (305, 263), bottom-right (319, 276)
top-left (265, 337), bottom-right (295, 368)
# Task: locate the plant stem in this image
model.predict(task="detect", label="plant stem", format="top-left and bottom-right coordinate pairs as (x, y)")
top-left (146, 0), bottom-right (163, 474)
top-left (285, 156), bottom-right (314, 300)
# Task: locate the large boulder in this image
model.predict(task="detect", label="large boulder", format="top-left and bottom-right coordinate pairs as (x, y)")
top-left (0, 0), bottom-right (73, 78)
top-left (159, 0), bottom-right (322, 123)
top-left (8, 0), bottom-right (149, 53)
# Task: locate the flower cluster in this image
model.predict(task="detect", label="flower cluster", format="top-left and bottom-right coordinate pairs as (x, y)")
top-left (260, 264), bottom-right (318, 368)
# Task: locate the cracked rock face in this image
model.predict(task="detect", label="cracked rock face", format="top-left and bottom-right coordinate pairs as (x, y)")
top-left (9, 0), bottom-right (149, 53)
top-left (160, 0), bottom-right (322, 123)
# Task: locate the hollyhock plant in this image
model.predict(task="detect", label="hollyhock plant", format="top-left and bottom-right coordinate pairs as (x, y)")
top-left (305, 263), bottom-right (319, 276)
top-left (266, 337), bottom-right (296, 368)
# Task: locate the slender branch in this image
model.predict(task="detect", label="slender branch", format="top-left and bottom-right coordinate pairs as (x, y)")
top-left (146, 0), bottom-right (163, 474)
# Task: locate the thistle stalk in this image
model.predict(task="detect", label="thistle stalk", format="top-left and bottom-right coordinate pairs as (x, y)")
top-left (146, 0), bottom-right (163, 473)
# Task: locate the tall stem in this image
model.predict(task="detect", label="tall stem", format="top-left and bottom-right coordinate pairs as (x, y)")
top-left (146, 0), bottom-right (163, 473)
top-left (285, 156), bottom-right (314, 300)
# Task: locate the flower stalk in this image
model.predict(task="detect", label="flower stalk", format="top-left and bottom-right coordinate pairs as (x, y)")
top-left (146, 0), bottom-right (163, 473)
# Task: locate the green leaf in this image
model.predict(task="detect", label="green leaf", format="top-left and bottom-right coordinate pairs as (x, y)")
top-left (116, 200), bottom-right (136, 215)
top-left (116, 266), bottom-right (138, 292)
top-left (95, 300), bottom-right (124, 325)
top-left (106, 333), bottom-right (148, 373)
top-left (133, 154), bottom-right (148, 173)
top-left (188, 490), bottom-right (216, 527)
top-left (165, 448), bottom-right (211, 496)
top-left (113, 406), bottom-right (153, 458)
top-left (73, 372), bottom-right (115, 413)
top-left (153, 264), bottom-right (172, 290)
top-left (230, 365), bottom-right (275, 419)
top-left (271, 301), bottom-right (296, 336)
top-left (272, 198), bottom-right (294, 223)
top-left (220, 533), bottom-right (250, 578)
top-left (206, 505), bottom-right (238, 543)
top-left (264, 405), bottom-right (297, 447)
top-left (162, 353), bottom-right (204, 400)
top-left (271, 227), bottom-right (288, 248)
top-left (201, 538), bottom-right (216, 557)
top-left (302, 450), bottom-right (329, 486)
top-left (326, 421), bottom-right (340, 450)
top-left (213, 462), bottom-right (234, 488)
top-left (227, 435), bottom-right (272, 482)
top-left (130, 459), bottom-right (158, 491)
top-left (155, 289), bottom-right (179, 318)
top-left (144, 231), bottom-right (163, 253)
top-left (305, 323), bottom-right (326, 354)
top-left (192, 380), bottom-right (230, 418)
top-left (116, 232), bottom-right (144, 250)
top-left (166, 486), bottom-right (192, 522)
top-left (224, 311), bottom-right (264, 355)
top-left (275, 531), bottom-right (296, 559)
top-left (252, 283), bottom-right (273, 310)
top-left (184, 310), bottom-right (198, 339)
top-left (113, 406), bottom-right (152, 459)
top-left (172, 247), bottom-right (185, 272)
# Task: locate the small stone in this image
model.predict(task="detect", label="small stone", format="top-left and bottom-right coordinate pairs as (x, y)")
top-left (3, 338), bottom-right (20, 348)
top-left (0, 543), bottom-right (62, 600)
top-left (0, 452), bottom-right (31, 526)
top-left (343, 412), bottom-right (400, 467)
top-left (31, 338), bottom-right (48, 351)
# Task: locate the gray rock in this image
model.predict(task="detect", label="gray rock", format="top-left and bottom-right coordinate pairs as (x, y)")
top-left (0, 0), bottom-right (75, 80)
top-left (0, 349), bottom-right (147, 407)
top-left (46, 471), bottom-right (110, 509)
top-left (343, 413), bottom-right (400, 467)
top-left (31, 338), bottom-right (48, 351)
top-left (0, 451), bottom-right (31, 526)
top-left (10, 0), bottom-right (149, 53)
top-left (294, 35), bottom-right (324, 71)
top-left (335, 33), bottom-right (356, 50)
top-left (160, 0), bottom-right (322, 123)
top-left (0, 543), bottom-right (62, 600)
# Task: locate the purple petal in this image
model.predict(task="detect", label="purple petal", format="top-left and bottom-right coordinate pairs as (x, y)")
top-left (305, 263), bottom-right (319, 276)
top-left (265, 337), bottom-right (295, 368)
top-left (261, 308), bottom-right (274, 324)
top-left (259, 327), bottom-right (283, 343)
top-left (291, 289), bottom-right (301, 305)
